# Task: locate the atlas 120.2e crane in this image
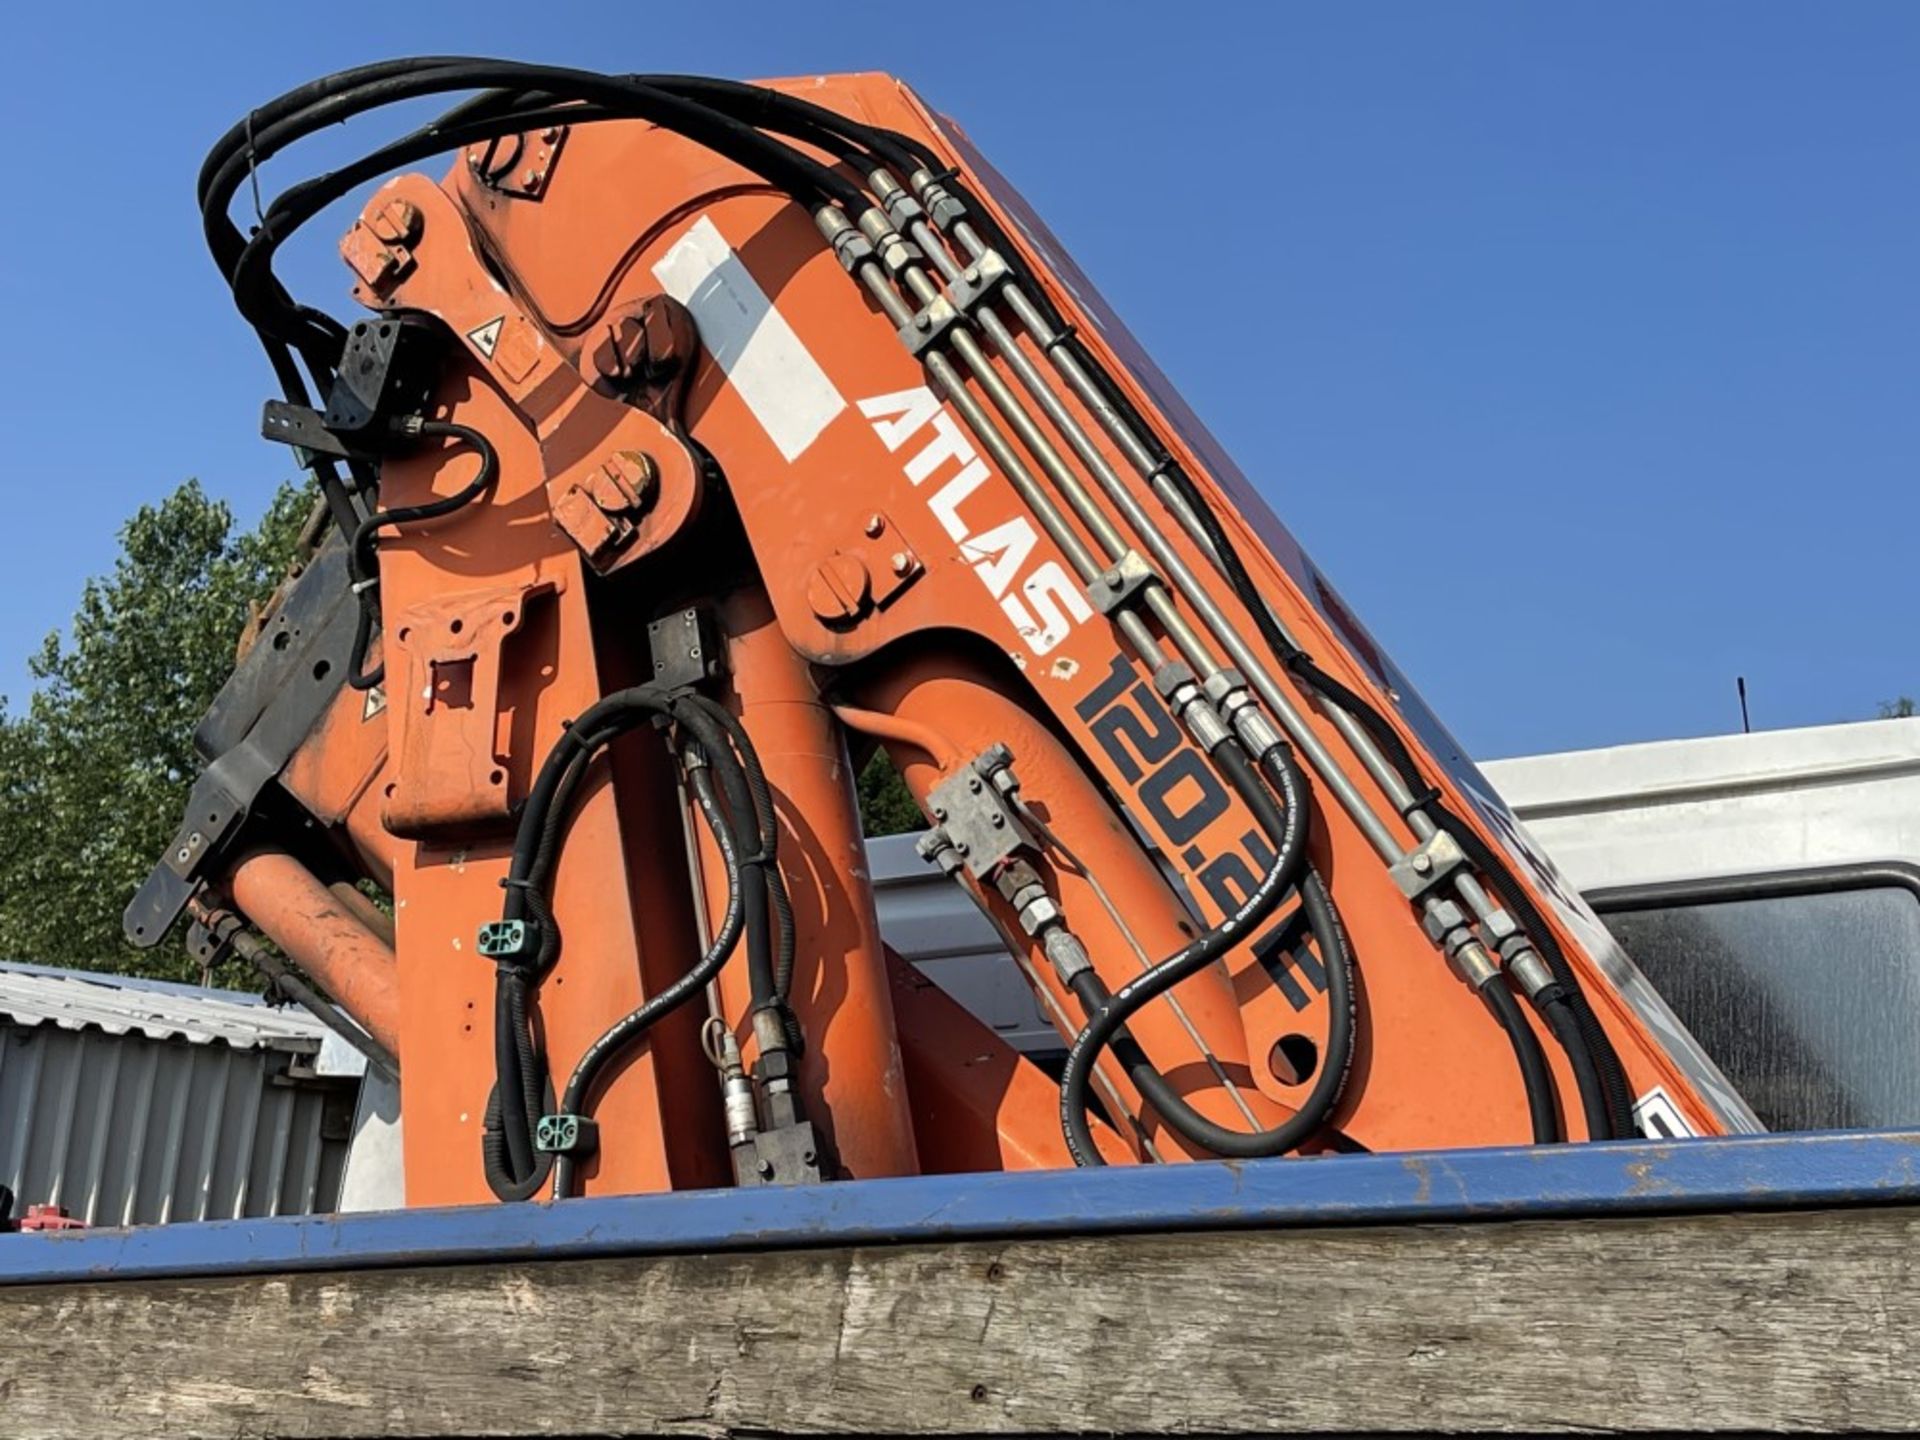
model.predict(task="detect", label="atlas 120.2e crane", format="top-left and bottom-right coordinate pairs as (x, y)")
top-left (130, 59), bottom-right (1756, 1207)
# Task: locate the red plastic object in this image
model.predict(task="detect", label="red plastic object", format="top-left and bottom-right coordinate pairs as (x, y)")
top-left (18, 1205), bottom-right (85, 1232)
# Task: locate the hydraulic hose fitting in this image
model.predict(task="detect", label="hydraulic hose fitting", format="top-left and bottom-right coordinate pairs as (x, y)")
top-left (1155, 661), bottom-right (1232, 754)
top-left (751, 1005), bottom-right (792, 1062)
top-left (993, 859), bottom-right (1091, 985)
top-left (813, 206), bottom-right (875, 273)
top-left (995, 859), bottom-right (1061, 936)
top-left (1478, 904), bottom-right (1554, 996)
top-left (1204, 669), bottom-right (1286, 758)
top-left (869, 168), bottom-right (926, 233)
top-left (855, 207), bottom-right (923, 277)
top-left (1499, 933), bottom-right (1557, 1000)
top-left (1449, 938), bottom-right (1503, 992)
top-left (907, 168), bottom-right (969, 229)
top-left (1419, 899), bottom-right (1499, 991)
top-left (1041, 928), bottom-right (1094, 986)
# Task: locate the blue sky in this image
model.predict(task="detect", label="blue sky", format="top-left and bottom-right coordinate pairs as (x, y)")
top-left (2, 4), bottom-right (1914, 759)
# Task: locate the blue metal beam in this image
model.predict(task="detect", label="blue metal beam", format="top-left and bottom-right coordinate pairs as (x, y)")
top-left (4, 1128), bottom-right (1917, 1287)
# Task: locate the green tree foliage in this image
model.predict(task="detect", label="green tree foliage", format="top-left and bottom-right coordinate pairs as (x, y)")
top-left (1878, 697), bottom-right (1917, 719)
top-left (856, 750), bottom-right (925, 836)
top-left (0, 473), bottom-right (924, 984)
top-left (0, 480), bottom-right (312, 982)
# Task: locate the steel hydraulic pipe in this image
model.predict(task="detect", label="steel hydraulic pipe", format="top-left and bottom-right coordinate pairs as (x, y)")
top-left (824, 212), bottom-right (1169, 676)
top-left (986, 242), bottom-right (1537, 955)
top-left (895, 254), bottom-right (1240, 699)
top-left (918, 207), bottom-right (1409, 865)
top-left (879, 190), bottom-right (1240, 700)
top-left (910, 194), bottom-right (1547, 970)
top-left (226, 849), bottom-right (401, 1057)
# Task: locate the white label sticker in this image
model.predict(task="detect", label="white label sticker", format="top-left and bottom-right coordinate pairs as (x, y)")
top-left (1632, 1086), bottom-right (1697, 1139)
top-left (651, 216), bottom-right (846, 462)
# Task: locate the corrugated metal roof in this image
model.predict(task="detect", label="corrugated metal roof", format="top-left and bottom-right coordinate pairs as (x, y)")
top-left (0, 962), bottom-right (326, 1052)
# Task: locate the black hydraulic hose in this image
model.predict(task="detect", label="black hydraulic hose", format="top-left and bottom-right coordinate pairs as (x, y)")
top-left (552, 762), bottom-right (748, 1198)
top-left (1056, 741), bottom-right (1303, 1167)
top-left (1058, 740), bottom-right (1347, 1161)
top-left (1539, 989), bottom-right (1613, 1142)
top-left (482, 1060), bottom-right (554, 1202)
top-left (700, 717), bottom-right (776, 1016)
top-left (491, 964), bottom-right (546, 1192)
top-left (1429, 806), bottom-right (1633, 1138)
top-left (220, 64), bottom-right (867, 344)
top-left (485, 688), bottom-right (681, 1200)
top-left (649, 76), bottom-right (920, 175)
top-left (343, 420), bottom-right (498, 691)
top-left (675, 695), bottom-right (800, 1037)
top-left (894, 151), bottom-right (1636, 1142)
top-left (1068, 865), bottom-right (1352, 1161)
top-left (485, 687), bottom-right (767, 1199)
top-left (1482, 978), bottom-right (1562, 1144)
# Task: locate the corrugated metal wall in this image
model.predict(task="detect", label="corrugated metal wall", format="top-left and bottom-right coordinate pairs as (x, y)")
top-left (0, 1023), bottom-right (352, 1225)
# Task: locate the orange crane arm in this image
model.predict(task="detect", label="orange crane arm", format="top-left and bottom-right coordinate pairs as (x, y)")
top-left (128, 62), bottom-right (1753, 1206)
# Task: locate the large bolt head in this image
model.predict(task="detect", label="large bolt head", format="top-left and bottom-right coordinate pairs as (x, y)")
top-left (805, 553), bottom-right (873, 626)
top-left (366, 198), bottom-right (423, 247)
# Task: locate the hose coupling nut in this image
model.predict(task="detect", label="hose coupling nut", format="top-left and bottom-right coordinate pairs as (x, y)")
top-left (1501, 941), bottom-right (1555, 1000)
top-left (916, 828), bottom-right (964, 878)
top-left (814, 207), bottom-right (875, 272)
top-left (1043, 928), bottom-right (1094, 985)
top-left (874, 176), bottom-right (927, 234)
top-left (909, 169), bottom-right (970, 228)
top-left (856, 209), bottom-right (923, 276)
top-left (1478, 907), bottom-right (1521, 946)
top-left (1418, 898), bottom-right (1469, 946)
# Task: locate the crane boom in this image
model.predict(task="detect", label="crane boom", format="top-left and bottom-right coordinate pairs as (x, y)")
top-left (131, 63), bottom-right (1755, 1205)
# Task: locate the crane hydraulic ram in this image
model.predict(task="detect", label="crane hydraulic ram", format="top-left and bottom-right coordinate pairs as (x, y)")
top-left (129, 60), bottom-right (1756, 1205)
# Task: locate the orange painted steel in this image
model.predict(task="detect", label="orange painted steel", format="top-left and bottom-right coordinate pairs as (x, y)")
top-left (190, 71), bottom-right (1749, 1209)
top-left (854, 650), bottom-right (1308, 1160)
top-left (226, 850), bottom-right (401, 1058)
top-left (886, 948), bottom-right (1131, 1172)
top-left (693, 587), bottom-right (920, 1181)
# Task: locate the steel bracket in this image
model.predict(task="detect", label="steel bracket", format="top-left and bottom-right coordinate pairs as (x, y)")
top-left (900, 294), bottom-right (965, 357)
top-left (382, 576), bottom-right (558, 840)
top-left (947, 248), bottom-right (1013, 316)
top-left (1389, 830), bottom-right (1469, 901)
top-left (466, 126), bottom-right (568, 199)
top-left (1087, 549), bottom-right (1157, 615)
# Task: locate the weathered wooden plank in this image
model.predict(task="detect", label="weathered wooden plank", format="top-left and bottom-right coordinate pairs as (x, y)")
top-left (2, 1205), bottom-right (1914, 1436)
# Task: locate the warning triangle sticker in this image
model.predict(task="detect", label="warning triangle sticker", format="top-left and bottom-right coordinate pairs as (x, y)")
top-left (467, 316), bottom-right (504, 359)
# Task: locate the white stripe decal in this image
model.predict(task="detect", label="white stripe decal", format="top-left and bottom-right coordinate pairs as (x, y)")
top-left (651, 215), bottom-right (846, 462)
